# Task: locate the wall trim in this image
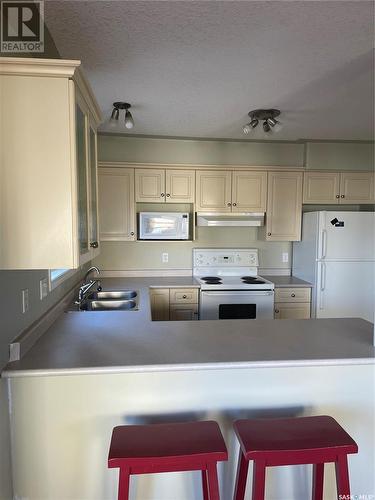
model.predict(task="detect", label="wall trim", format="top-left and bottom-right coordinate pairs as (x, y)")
top-left (98, 161), bottom-right (304, 171)
top-left (100, 269), bottom-right (193, 277)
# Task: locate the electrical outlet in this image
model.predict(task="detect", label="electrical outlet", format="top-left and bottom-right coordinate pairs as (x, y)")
top-left (282, 252), bottom-right (289, 263)
top-left (21, 289), bottom-right (29, 313)
top-left (40, 278), bottom-right (48, 300)
top-left (162, 252), bottom-right (169, 263)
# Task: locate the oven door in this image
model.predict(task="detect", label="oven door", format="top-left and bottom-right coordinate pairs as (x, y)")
top-left (200, 290), bottom-right (274, 320)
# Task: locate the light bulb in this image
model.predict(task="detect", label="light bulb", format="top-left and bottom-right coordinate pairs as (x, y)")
top-left (243, 124), bottom-right (251, 134)
top-left (125, 109), bottom-right (134, 129)
top-left (273, 120), bottom-right (283, 132)
top-left (109, 108), bottom-right (119, 128)
top-left (250, 118), bottom-right (259, 128)
top-left (263, 121), bottom-right (271, 132)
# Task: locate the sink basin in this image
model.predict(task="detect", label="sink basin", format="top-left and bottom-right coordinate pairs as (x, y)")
top-left (81, 299), bottom-right (137, 311)
top-left (87, 290), bottom-right (137, 300)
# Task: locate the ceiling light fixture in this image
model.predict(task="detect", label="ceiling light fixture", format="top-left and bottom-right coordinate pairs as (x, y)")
top-left (243, 109), bottom-right (282, 134)
top-left (109, 102), bottom-right (134, 129)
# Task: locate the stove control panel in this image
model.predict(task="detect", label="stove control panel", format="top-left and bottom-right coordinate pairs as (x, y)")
top-left (193, 249), bottom-right (259, 267)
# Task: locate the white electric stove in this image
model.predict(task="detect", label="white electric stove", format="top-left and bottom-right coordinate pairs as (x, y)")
top-left (193, 249), bottom-right (274, 320)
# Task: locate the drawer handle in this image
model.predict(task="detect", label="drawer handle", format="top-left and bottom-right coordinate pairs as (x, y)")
top-left (182, 295), bottom-right (187, 299)
top-left (291, 293), bottom-right (296, 297)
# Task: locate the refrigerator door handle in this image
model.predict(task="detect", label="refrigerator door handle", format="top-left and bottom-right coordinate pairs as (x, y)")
top-left (321, 229), bottom-right (327, 259)
top-left (319, 263), bottom-right (326, 309)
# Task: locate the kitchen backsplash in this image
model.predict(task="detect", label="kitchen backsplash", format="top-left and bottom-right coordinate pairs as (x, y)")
top-left (93, 226), bottom-right (292, 274)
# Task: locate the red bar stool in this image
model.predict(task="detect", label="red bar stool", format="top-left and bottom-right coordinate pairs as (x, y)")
top-left (232, 416), bottom-right (358, 500)
top-left (108, 420), bottom-right (228, 500)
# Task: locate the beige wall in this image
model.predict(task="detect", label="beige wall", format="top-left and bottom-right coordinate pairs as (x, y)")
top-left (94, 227), bottom-right (291, 273)
top-left (98, 134), bottom-right (374, 171)
top-left (305, 142), bottom-right (374, 170)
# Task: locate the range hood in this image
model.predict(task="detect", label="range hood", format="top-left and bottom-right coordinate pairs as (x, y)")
top-left (196, 212), bottom-right (265, 227)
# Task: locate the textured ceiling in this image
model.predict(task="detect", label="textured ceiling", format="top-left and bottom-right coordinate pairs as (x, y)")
top-left (45, 1), bottom-right (374, 141)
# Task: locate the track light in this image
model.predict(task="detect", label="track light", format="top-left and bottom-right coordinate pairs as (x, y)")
top-left (242, 109), bottom-right (281, 134)
top-left (109, 102), bottom-right (135, 130)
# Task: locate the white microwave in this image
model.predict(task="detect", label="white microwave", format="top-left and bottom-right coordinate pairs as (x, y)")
top-left (138, 212), bottom-right (190, 240)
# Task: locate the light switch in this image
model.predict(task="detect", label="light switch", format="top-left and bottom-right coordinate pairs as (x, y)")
top-left (21, 289), bottom-right (29, 313)
top-left (40, 278), bottom-right (48, 300)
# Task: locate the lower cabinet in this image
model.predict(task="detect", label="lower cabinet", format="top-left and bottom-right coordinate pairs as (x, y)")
top-left (150, 288), bottom-right (199, 321)
top-left (274, 287), bottom-right (311, 320)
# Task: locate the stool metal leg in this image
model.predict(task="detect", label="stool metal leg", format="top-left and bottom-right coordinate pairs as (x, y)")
top-left (312, 463), bottom-right (324, 500)
top-left (118, 467), bottom-right (130, 500)
top-left (207, 462), bottom-right (220, 500)
top-left (202, 469), bottom-right (209, 500)
top-left (335, 455), bottom-right (350, 498)
top-left (233, 450), bottom-right (249, 500)
top-left (251, 460), bottom-right (266, 500)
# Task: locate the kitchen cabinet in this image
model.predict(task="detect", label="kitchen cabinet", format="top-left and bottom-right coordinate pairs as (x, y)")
top-left (274, 287), bottom-right (311, 319)
top-left (195, 170), bottom-right (266, 212)
top-left (98, 168), bottom-right (135, 241)
top-left (150, 288), bottom-right (199, 321)
top-left (0, 57), bottom-right (101, 269)
top-left (150, 289), bottom-right (170, 321)
top-left (264, 172), bottom-right (303, 241)
top-left (135, 169), bottom-right (195, 203)
top-left (303, 171), bottom-right (374, 204)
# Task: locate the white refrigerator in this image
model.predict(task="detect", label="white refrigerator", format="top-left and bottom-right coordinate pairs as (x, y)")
top-left (293, 211), bottom-right (375, 322)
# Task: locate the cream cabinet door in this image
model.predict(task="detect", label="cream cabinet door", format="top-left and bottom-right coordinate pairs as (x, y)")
top-left (232, 171), bottom-right (267, 212)
top-left (274, 302), bottom-right (311, 319)
top-left (165, 170), bottom-right (195, 203)
top-left (266, 172), bottom-right (303, 241)
top-left (170, 303), bottom-right (198, 321)
top-left (150, 289), bottom-right (170, 321)
top-left (303, 171), bottom-right (340, 204)
top-left (135, 169), bottom-right (165, 202)
top-left (99, 168), bottom-right (135, 241)
top-left (340, 172), bottom-right (374, 204)
top-left (195, 170), bottom-right (232, 212)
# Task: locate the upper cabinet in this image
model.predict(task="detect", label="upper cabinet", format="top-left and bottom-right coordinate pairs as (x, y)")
top-left (99, 168), bottom-right (135, 241)
top-left (303, 171), bottom-right (374, 204)
top-left (195, 170), bottom-right (267, 212)
top-left (0, 58), bottom-right (102, 269)
top-left (135, 169), bottom-right (195, 203)
top-left (264, 171), bottom-right (303, 241)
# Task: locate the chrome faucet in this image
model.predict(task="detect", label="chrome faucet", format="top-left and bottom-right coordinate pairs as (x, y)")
top-left (76, 266), bottom-right (102, 305)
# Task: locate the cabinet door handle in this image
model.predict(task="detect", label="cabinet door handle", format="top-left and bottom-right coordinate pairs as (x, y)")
top-left (267, 232), bottom-right (271, 236)
top-left (232, 202), bottom-right (237, 206)
top-left (341, 194), bottom-right (345, 198)
top-left (130, 232), bottom-right (135, 236)
top-left (275, 309), bottom-right (279, 314)
top-left (166, 193), bottom-right (171, 197)
top-left (291, 293), bottom-right (296, 297)
top-left (161, 193), bottom-right (165, 197)
top-left (227, 202), bottom-right (232, 206)
top-left (90, 241), bottom-right (98, 248)
top-left (336, 194), bottom-right (340, 198)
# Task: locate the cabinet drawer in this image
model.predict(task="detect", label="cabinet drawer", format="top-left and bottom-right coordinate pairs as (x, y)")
top-left (169, 288), bottom-right (198, 304)
top-left (274, 302), bottom-right (311, 319)
top-left (274, 287), bottom-right (311, 303)
top-left (170, 303), bottom-right (199, 321)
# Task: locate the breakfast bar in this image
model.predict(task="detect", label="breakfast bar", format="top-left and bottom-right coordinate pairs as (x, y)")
top-left (2, 278), bottom-right (375, 500)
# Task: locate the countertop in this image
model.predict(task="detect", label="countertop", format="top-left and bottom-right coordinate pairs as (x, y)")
top-left (2, 277), bottom-right (374, 378)
top-left (266, 276), bottom-right (313, 287)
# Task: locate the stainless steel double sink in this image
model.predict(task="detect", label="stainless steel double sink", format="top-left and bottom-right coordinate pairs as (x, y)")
top-left (75, 290), bottom-right (139, 311)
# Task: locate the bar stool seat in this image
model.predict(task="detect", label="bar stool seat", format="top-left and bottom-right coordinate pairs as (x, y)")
top-left (233, 415), bottom-right (358, 500)
top-left (108, 420), bottom-right (228, 500)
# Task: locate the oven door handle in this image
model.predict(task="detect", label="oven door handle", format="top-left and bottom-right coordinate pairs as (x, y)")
top-left (201, 291), bottom-right (274, 296)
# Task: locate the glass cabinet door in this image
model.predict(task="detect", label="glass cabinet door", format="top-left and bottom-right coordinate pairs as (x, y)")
top-left (89, 125), bottom-right (99, 251)
top-left (76, 102), bottom-right (89, 258)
